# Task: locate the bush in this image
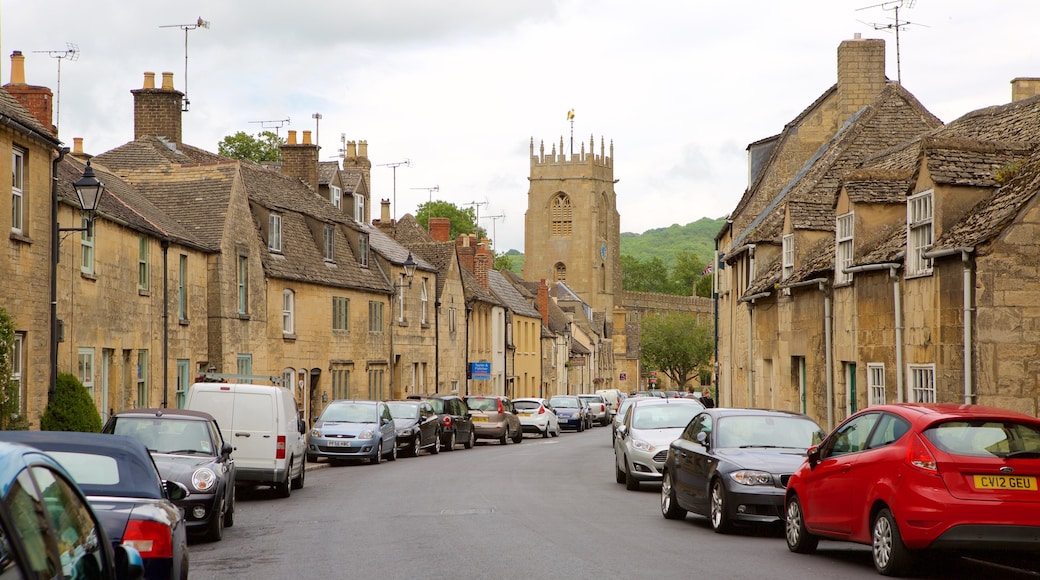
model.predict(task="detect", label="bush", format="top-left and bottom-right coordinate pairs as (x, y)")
top-left (40, 372), bottom-right (102, 432)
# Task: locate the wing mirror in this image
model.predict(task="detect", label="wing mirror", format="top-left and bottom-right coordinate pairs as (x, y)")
top-left (807, 444), bottom-right (821, 470)
top-left (165, 480), bottom-right (190, 501)
top-left (696, 431), bottom-right (709, 446)
top-left (220, 441), bottom-right (233, 458)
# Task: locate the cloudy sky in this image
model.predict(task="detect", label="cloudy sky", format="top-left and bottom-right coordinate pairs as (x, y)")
top-left (3, 1), bottom-right (1037, 252)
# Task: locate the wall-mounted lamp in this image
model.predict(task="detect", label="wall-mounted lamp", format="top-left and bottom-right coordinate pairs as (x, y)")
top-left (396, 252), bottom-right (417, 289)
top-left (72, 160), bottom-right (107, 236)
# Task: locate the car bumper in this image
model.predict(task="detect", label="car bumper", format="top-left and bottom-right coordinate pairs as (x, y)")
top-left (472, 421), bottom-right (508, 438)
top-left (558, 416), bottom-right (583, 429)
top-left (723, 482), bottom-right (786, 523)
top-left (518, 416), bottom-right (549, 432)
top-left (625, 448), bottom-right (667, 482)
top-left (894, 492), bottom-right (1040, 550)
top-left (177, 492), bottom-right (221, 532)
top-left (236, 466), bottom-right (290, 486)
top-left (308, 439), bottom-right (380, 460)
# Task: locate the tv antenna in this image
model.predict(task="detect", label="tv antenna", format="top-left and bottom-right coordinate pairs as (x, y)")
top-left (482, 213), bottom-right (506, 253)
top-left (159, 17), bottom-right (210, 112)
top-left (411, 185), bottom-right (440, 206)
top-left (464, 200), bottom-right (489, 237)
top-left (857, 0), bottom-right (924, 85)
top-left (377, 159), bottom-right (411, 223)
top-left (33, 43), bottom-right (78, 132)
top-left (249, 117), bottom-right (291, 137)
top-left (311, 113), bottom-right (322, 150)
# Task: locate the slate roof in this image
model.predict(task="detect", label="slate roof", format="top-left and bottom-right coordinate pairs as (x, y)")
top-left (488, 270), bottom-right (541, 319)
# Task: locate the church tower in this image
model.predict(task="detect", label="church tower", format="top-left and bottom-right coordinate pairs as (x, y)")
top-left (523, 134), bottom-right (621, 315)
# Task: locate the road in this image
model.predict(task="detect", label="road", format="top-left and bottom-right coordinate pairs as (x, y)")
top-left (189, 425), bottom-right (1040, 579)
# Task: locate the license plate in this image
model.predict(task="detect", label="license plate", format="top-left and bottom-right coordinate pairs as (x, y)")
top-left (519, 412), bottom-right (532, 417)
top-left (472, 416), bottom-right (488, 422)
top-left (327, 440), bottom-right (352, 447)
top-left (972, 475), bottom-right (1038, 491)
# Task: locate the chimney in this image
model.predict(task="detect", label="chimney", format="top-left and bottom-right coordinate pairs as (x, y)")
top-left (342, 138), bottom-right (372, 202)
top-left (279, 129), bottom-right (320, 191)
top-left (538, 279), bottom-right (549, 326)
top-left (456, 234), bottom-right (475, 274)
top-left (132, 71), bottom-right (183, 144)
top-left (69, 137), bottom-right (92, 161)
top-left (1011, 78), bottom-right (1040, 102)
top-left (837, 35), bottom-right (887, 121)
top-left (380, 198), bottom-right (391, 223)
top-left (429, 217), bottom-right (451, 242)
top-left (474, 252), bottom-right (491, 290)
top-left (4, 51), bottom-right (56, 135)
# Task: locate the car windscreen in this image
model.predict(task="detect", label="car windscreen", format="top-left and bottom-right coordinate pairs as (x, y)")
top-left (465, 398), bottom-right (498, 412)
top-left (578, 396), bottom-right (603, 404)
top-left (109, 417), bottom-right (215, 455)
top-left (387, 402), bottom-right (420, 419)
top-left (715, 415), bottom-right (825, 449)
top-left (631, 404), bottom-right (699, 430)
top-left (425, 399), bottom-right (446, 413)
top-left (320, 403), bottom-right (378, 423)
top-left (925, 420), bottom-right (1040, 459)
top-left (514, 401), bottom-right (542, 411)
top-left (549, 397), bottom-right (579, 408)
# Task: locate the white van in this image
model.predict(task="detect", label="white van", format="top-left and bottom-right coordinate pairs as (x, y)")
top-left (185, 382), bottom-right (307, 497)
top-left (595, 389), bottom-right (625, 416)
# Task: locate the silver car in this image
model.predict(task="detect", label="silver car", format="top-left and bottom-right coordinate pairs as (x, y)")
top-left (308, 400), bottom-right (397, 464)
top-left (614, 398), bottom-right (703, 490)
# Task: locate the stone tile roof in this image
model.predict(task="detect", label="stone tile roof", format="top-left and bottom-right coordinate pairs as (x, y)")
top-left (461, 266), bottom-right (502, 306)
top-left (359, 222), bottom-right (437, 275)
top-left (318, 161), bottom-right (339, 185)
top-left (843, 168), bottom-right (913, 204)
top-left (941, 94), bottom-right (1040, 143)
top-left (783, 238), bottom-right (835, 285)
top-left (488, 270), bottom-right (541, 319)
top-left (744, 255), bottom-right (781, 297)
top-left (922, 138), bottom-right (1033, 188)
top-left (852, 223), bottom-right (905, 266)
top-left (0, 88), bottom-right (60, 144)
top-left (340, 171), bottom-right (363, 194)
top-left (570, 339), bottom-right (591, 356)
top-left (789, 201), bottom-right (834, 230)
top-left (393, 214), bottom-right (435, 246)
top-left (403, 239), bottom-right (456, 301)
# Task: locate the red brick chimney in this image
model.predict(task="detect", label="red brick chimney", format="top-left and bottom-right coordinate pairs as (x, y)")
top-left (279, 130), bottom-right (320, 191)
top-left (4, 51), bottom-right (56, 135)
top-left (837, 35), bottom-right (887, 122)
top-left (430, 217), bottom-right (451, 242)
top-left (132, 71), bottom-right (183, 144)
top-left (474, 252), bottom-right (491, 290)
top-left (456, 234), bottom-right (475, 274)
top-left (538, 279), bottom-right (549, 326)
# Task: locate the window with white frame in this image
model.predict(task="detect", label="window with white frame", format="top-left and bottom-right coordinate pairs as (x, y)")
top-left (448, 306), bottom-right (457, 333)
top-left (333, 297), bottom-right (349, 331)
top-left (397, 275), bottom-right (406, 323)
top-left (237, 255), bottom-right (248, 314)
top-left (358, 234), bottom-right (369, 267)
top-left (138, 236), bottom-right (149, 291)
top-left (355, 196), bottom-right (365, 223)
top-left (421, 278), bottom-right (429, 324)
top-left (175, 360), bottom-right (189, 409)
top-left (78, 348), bottom-right (95, 399)
top-left (268, 214), bottom-right (282, 253)
top-left (283, 289), bottom-right (295, 335)
top-left (782, 234), bottom-right (794, 281)
top-left (80, 216), bottom-right (95, 275)
top-left (908, 364), bottom-right (936, 403)
top-left (237, 354), bottom-right (252, 381)
top-left (331, 185), bottom-right (342, 209)
top-left (867, 363), bottom-right (886, 406)
top-left (11, 148), bottom-right (24, 234)
top-left (323, 225), bottom-right (335, 262)
top-left (11, 333), bottom-right (24, 415)
top-left (907, 191), bottom-right (933, 276)
top-left (835, 213), bottom-right (854, 284)
top-left (178, 255), bottom-right (188, 320)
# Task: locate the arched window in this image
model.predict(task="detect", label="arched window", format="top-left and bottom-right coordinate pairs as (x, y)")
top-left (555, 262), bottom-right (567, 283)
top-left (550, 193), bottom-right (572, 237)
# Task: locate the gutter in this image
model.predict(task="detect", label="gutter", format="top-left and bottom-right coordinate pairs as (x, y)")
top-left (925, 247), bottom-right (976, 404)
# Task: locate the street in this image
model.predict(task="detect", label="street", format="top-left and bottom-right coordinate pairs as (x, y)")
top-left (189, 427), bottom-right (1040, 580)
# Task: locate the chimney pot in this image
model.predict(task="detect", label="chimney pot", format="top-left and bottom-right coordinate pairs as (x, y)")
top-left (380, 198), bottom-right (391, 223)
top-left (346, 141), bottom-right (357, 159)
top-left (143, 72), bottom-right (155, 89)
top-left (73, 137), bottom-right (84, 155)
top-left (358, 140), bottom-right (368, 158)
top-left (1011, 77), bottom-right (1040, 102)
top-left (161, 72), bottom-right (174, 90)
top-left (287, 130), bottom-right (298, 145)
top-left (9, 51), bottom-right (25, 85)
top-left (302, 130), bottom-right (312, 145)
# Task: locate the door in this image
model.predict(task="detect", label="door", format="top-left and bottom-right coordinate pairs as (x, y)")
top-left (232, 391), bottom-right (278, 472)
top-left (684, 413), bottom-right (715, 512)
top-left (800, 412), bottom-right (881, 535)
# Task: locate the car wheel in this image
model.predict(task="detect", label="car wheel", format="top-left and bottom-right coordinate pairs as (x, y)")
top-left (274, 461), bottom-right (292, 497)
top-left (499, 429), bottom-right (509, 445)
top-left (661, 471), bottom-right (687, 520)
top-left (873, 508), bottom-right (914, 576)
top-left (512, 425), bottom-right (524, 444)
top-left (444, 430), bottom-right (457, 452)
top-left (388, 442), bottom-right (398, 461)
top-left (371, 441), bottom-right (383, 465)
top-left (615, 457), bottom-right (626, 484)
top-left (709, 478), bottom-right (732, 533)
top-left (464, 428), bottom-right (476, 449)
top-left (291, 458), bottom-right (305, 490)
top-left (553, 424), bottom-right (561, 437)
top-left (223, 487), bottom-right (235, 528)
top-left (625, 457), bottom-right (639, 491)
top-left (785, 495), bottom-right (818, 554)
top-left (431, 431), bottom-right (442, 455)
top-left (203, 496), bottom-right (225, 542)
top-left (411, 436), bottom-right (422, 457)
top-left (542, 425), bottom-right (551, 438)
top-left (578, 420), bottom-right (585, 433)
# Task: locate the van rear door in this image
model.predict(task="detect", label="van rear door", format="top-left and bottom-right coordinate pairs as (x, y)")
top-left (232, 391), bottom-right (278, 472)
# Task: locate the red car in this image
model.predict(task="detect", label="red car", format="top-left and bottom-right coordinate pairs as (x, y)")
top-left (784, 403), bottom-right (1040, 576)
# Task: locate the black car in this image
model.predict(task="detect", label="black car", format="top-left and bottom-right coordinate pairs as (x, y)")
top-left (0, 431), bottom-right (190, 580)
top-left (660, 408), bottom-right (825, 533)
top-left (104, 408), bottom-right (236, 542)
top-left (0, 440), bottom-right (145, 579)
top-left (407, 394), bottom-right (475, 450)
top-left (387, 400), bottom-right (443, 456)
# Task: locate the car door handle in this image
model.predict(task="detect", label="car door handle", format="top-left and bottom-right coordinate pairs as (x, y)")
top-left (840, 464), bottom-right (851, 473)
top-left (235, 433), bottom-right (250, 437)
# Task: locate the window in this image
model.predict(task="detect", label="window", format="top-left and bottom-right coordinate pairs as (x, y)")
top-left (358, 234), bottom-right (369, 267)
top-left (421, 278), bottom-right (429, 324)
top-left (178, 255), bottom-right (188, 320)
top-left (283, 289), bottom-right (295, 335)
top-left (136, 350), bottom-right (148, 407)
top-left (355, 195), bottom-right (365, 223)
top-left (550, 193), bottom-right (573, 237)
top-left (78, 348), bottom-right (95, 400)
top-left (554, 262), bottom-right (566, 283)
top-left (237, 354), bottom-right (252, 381)
top-left (369, 301), bottom-right (383, 333)
top-left (323, 225), bottom-right (335, 262)
top-left (397, 275), bottom-right (406, 323)
top-left (824, 412), bottom-right (880, 458)
top-left (368, 368), bottom-right (384, 400)
top-left (138, 236), bottom-right (149, 291)
top-left (909, 364), bottom-right (936, 403)
top-left (332, 368), bottom-right (350, 400)
top-left (11, 148), bottom-right (24, 234)
top-left (782, 233), bottom-right (794, 280)
top-left (449, 307), bottom-right (457, 333)
top-left (333, 297), bottom-right (349, 331)
top-left (268, 214), bottom-right (282, 253)
top-left (175, 360), bottom-right (189, 409)
top-left (237, 255), bottom-right (248, 314)
top-left (907, 190), bottom-right (933, 276)
top-left (80, 216), bottom-right (94, 275)
top-left (282, 368), bottom-right (295, 391)
top-left (331, 185), bottom-right (342, 209)
top-left (835, 213), bottom-right (854, 284)
top-left (867, 363), bottom-right (886, 406)
top-left (11, 333), bottom-right (23, 415)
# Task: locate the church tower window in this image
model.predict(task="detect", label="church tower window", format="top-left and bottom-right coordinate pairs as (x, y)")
top-left (550, 193), bottom-right (573, 237)
top-left (555, 262), bottom-right (567, 283)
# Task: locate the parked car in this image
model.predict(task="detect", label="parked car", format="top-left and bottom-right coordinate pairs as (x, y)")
top-left (407, 393), bottom-right (476, 450)
top-left (514, 397), bottom-right (561, 438)
top-left (629, 390), bottom-right (666, 398)
top-left (308, 400), bottom-right (397, 464)
top-left (595, 388), bottom-right (625, 417)
top-left (387, 400), bottom-right (442, 457)
top-left (614, 398), bottom-right (703, 490)
top-left (548, 395), bottom-right (587, 431)
top-left (661, 408), bottom-right (825, 534)
top-left (0, 440), bottom-right (145, 580)
top-left (612, 396), bottom-right (639, 444)
top-left (184, 382), bottom-right (306, 497)
top-left (103, 408), bottom-right (237, 542)
top-left (0, 431), bottom-right (190, 580)
top-left (579, 394), bottom-right (611, 426)
top-left (464, 395), bottom-right (523, 444)
top-left (785, 403), bottom-right (1040, 576)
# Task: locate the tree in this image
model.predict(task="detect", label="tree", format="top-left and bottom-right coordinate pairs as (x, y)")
top-left (621, 255), bottom-right (671, 293)
top-left (640, 312), bottom-right (714, 390)
top-left (695, 273), bottom-right (713, 298)
top-left (40, 372), bottom-right (102, 432)
top-left (670, 250), bottom-right (704, 295)
top-left (0, 307), bottom-right (29, 430)
top-left (217, 131), bottom-right (284, 162)
top-left (415, 200), bottom-right (487, 240)
top-left (494, 252), bottom-right (517, 273)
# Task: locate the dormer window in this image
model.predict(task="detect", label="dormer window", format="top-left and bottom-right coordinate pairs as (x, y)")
top-left (907, 190), bottom-right (933, 276)
top-left (782, 234), bottom-right (794, 281)
top-left (323, 225), bottom-right (335, 262)
top-left (358, 233), bottom-right (369, 267)
top-left (268, 214), bottom-right (283, 253)
top-left (331, 185), bottom-right (342, 209)
top-left (835, 213), bottom-right (854, 285)
top-left (355, 195), bottom-right (365, 223)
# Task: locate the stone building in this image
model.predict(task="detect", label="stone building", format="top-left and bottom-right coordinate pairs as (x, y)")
top-left (488, 269), bottom-right (543, 399)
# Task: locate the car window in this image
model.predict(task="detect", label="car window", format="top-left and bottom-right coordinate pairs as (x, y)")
top-left (4, 469), bottom-right (59, 577)
top-left (550, 396), bottom-right (578, 408)
top-left (683, 413), bottom-right (711, 443)
top-left (866, 413), bottom-right (911, 449)
top-left (514, 400), bottom-right (541, 411)
top-left (381, 404), bottom-right (393, 422)
top-left (631, 404), bottom-right (698, 430)
top-left (824, 412), bottom-right (881, 458)
top-left (466, 398), bottom-right (498, 412)
top-left (31, 466), bottom-right (106, 579)
top-left (387, 402), bottom-right (420, 419)
top-left (925, 420), bottom-right (1040, 458)
top-left (320, 402), bottom-right (377, 423)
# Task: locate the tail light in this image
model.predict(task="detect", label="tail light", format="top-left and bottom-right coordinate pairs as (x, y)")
top-left (276, 435), bottom-right (286, 459)
top-left (906, 433), bottom-right (938, 473)
top-left (497, 399), bottom-right (504, 414)
top-left (538, 406), bottom-right (545, 415)
top-left (123, 519), bottom-right (173, 559)
top-left (443, 416), bottom-right (453, 428)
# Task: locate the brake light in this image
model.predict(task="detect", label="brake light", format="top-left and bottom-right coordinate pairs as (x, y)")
top-left (538, 406), bottom-right (545, 415)
top-left (276, 435), bottom-right (286, 459)
top-left (497, 399), bottom-right (504, 414)
top-left (443, 416), bottom-right (453, 428)
top-left (906, 433), bottom-right (938, 473)
top-left (123, 519), bottom-right (173, 558)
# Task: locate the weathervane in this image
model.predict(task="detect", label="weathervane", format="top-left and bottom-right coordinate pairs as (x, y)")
top-left (567, 109), bottom-right (575, 155)
top-left (33, 43), bottom-right (78, 132)
top-left (160, 17), bottom-right (210, 111)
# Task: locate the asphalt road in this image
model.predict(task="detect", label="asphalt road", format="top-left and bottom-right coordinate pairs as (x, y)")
top-left (188, 425), bottom-right (1040, 580)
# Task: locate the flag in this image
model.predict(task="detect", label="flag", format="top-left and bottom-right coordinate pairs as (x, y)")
top-left (567, 109), bottom-right (575, 121)
top-left (702, 264), bottom-right (713, 275)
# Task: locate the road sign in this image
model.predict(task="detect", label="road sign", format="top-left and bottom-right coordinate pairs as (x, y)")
top-left (619, 372), bottom-right (627, 381)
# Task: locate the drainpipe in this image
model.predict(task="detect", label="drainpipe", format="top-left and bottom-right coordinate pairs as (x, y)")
top-left (925, 247), bottom-right (975, 404)
top-left (844, 261), bottom-right (905, 402)
top-left (49, 146), bottom-right (70, 403)
top-left (739, 289), bottom-right (771, 409)
top-left (780, 277), bottom-right (832, 430)
top-left (434, 299), bottom-right (440, 394)
top-left (161, 238), bottom-right (171, 408)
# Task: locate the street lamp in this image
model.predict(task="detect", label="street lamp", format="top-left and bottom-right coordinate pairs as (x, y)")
top-left (390, 251), bottom-right (417, 397)
top-left (50, 159), bottom-right (108, 401)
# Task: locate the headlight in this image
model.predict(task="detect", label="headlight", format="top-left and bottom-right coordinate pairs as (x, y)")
top-left (398, 428), bottom-right (415, 437)
top-left (730, 470), bottom-right (774, 486)
top-left (631, 439), bottom-right (654, 453)
top-left (310, 428), bottom-right (322, 438)
top-left (359, 429), bottom-right (375, 439)
top-left (192, 468), bottom-right (217, 492)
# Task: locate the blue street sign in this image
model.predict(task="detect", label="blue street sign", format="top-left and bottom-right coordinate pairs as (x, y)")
top-left (469, 361), bottom-right (491, 381)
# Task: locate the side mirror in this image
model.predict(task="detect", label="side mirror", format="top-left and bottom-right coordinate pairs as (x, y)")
top-left (165, 480), bottom-right (190, 501)
top-left (807, 444), bottom-right (821, 470)
top-left (220, 442), bottom-right (233, 458)
top-left (617, 425), bottom-right (628, 439)
top-left (299, 420), bottom-right (306, 435)
top-left (695, 431), bottom-right (709, 446)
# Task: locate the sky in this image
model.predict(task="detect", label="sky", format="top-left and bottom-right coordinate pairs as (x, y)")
top-left (3, 1), bottom-right (1038, 253)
